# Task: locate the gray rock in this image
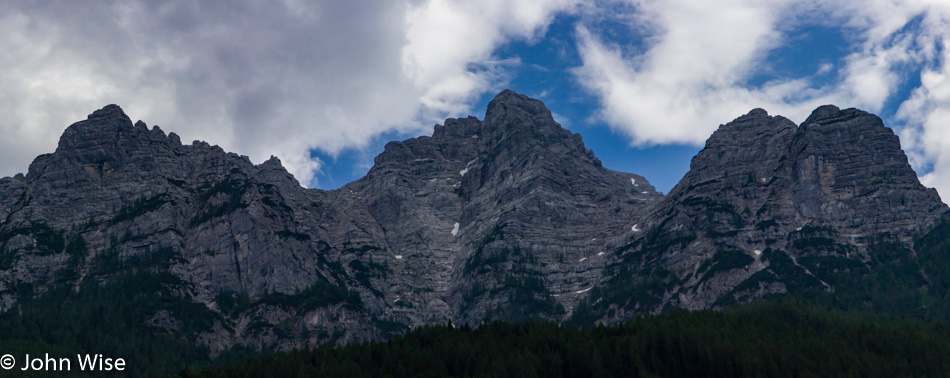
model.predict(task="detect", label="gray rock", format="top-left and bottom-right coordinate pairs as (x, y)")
top-left (591, 105), bottom-right (948, 323)
top-left (0, 91), bottom-right (944, 350)
top-left (0, 90), bottom-right (659, 350)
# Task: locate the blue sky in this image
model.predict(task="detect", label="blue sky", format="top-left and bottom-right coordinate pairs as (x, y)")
top-left (311, 11), bottom-right (704, 193)
top-left (2, 1), bottom-right (950, 200)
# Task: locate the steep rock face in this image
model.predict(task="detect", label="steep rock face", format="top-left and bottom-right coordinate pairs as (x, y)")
top-left (583, 106), bottom-right (948, 322)
top-left (341, 90), bottom-right (660, 325)
top-left (2, 91), bottom-right (946, 349)
top-left (451, 91), bottom-right (657, 324)
top-left (790, 105), bottom-right (944, 239)
top-left (0, 90), bottom-right (660, 350)
top-left (0, 105), bottom-right (379, 351)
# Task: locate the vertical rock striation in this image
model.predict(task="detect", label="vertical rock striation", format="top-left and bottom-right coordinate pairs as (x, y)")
top-left (583, 105), bottom-right (947, 323)
top-left (0, 91), bottom-right (945, 348)
top-left (0, 90), bottom-right (660, 350)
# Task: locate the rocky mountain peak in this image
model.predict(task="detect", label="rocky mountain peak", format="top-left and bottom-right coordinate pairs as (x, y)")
top-left (597, 103), bottom-right (948, 321)
top-left (699, 108), bottom-right (774, 141)
top-left (369, 90), bottom-right (611, 184)
top-left (479, 90), bottom-right (598, 170)
top-left (679, 107), bottom-right (796, 190)
top-left (87, 104), bottom-right (130, 121)
top-left (789, 104), bottom-right (944, 235)
top-left (337, 89), bottom-right (660, 325)
top-left (261, 155), bottom-right (283, 167)
top-left (743, 108), bottom-right (769, 118)
top-left (46, 105), bottom-right (141, 180)
top-left (53, 104), bottom-right (180, 162)
top-left (801, 104), bottom-right (841, 126)
top-left (668, 104), bottom-right (943, 238)
top-left (481, 90), bottom-right (575, 151)
top-left (57, 104), bottom-right (132, 149)
top-left (484, 89), bottom-right (554, 123)
top-left (5, 91), bottom-right (948, 354)
top-left (700, 107), bottom-right (793, 148)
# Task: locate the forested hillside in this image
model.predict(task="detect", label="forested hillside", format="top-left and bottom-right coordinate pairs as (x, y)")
top-left (183, 299), bottom-right (950, 378)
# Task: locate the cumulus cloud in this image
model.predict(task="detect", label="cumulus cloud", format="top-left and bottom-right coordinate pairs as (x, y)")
top-left (0, 0), bottom-right (576, 187)
top-left (897, 38), bottom-right (950, 197)
top-left (403, 0), bottom-right (580, 118)
top-left (6, 0), bottom-right (950, 200)
top-left (573, 0), bottom-right (950, 200)
top-left (573, 0), bottom-right (842, 145)
top-left (0, 1), bottom-right (413, 186)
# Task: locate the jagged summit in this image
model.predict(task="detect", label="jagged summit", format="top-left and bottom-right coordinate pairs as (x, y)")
top-left (801, 104), bottom-right (842, 126)
top-left (587, 102), bottom-right (948, 322)
top-left (484, 89), bottom-right (555, 123)
top-left (2, 91), bottom-right (948, 353)
top-left (0, 89), bottom-right (664, 348)
top-left (56, 103), bottom-right (180, 155)
top-left (483, 89), bottom-right (562, 138)
top-left (743, 108), bottom-right (769, 118)
top-left (349, 89), bottom-right (660, 324)
top-left (87, 103), bottom-right (128, 120)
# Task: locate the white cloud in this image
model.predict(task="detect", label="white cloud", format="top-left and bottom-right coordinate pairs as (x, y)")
top-left (7, 0), bottom-right (950, 202)
top-left (898, 38), bottom-right (950, 199)
top-left (573, 0), bottom-right (950, 200)
top-left (403, 0), bottom-right (580, 118)
top-left (0, 0), bottom-right (577, 187)
top-left (573, 0), bottom-right (844, 146)
top-left (816, 63), bottom-right (834, 75)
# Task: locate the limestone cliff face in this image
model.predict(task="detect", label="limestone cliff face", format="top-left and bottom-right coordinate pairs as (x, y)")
top-left (0, 104), bottom-right (380, 351)
top-left (583, 106), bottom-right (948, 323)
top-left (0, 91), bottom-right (945, 349)
top-left (344, 90), bottom-right (659, 325)
top-left (0, 90), bottom-right (659, 350)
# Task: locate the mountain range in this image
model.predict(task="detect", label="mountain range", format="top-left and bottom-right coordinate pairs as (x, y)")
top-left (0, 90), bottom-right (947, 355)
